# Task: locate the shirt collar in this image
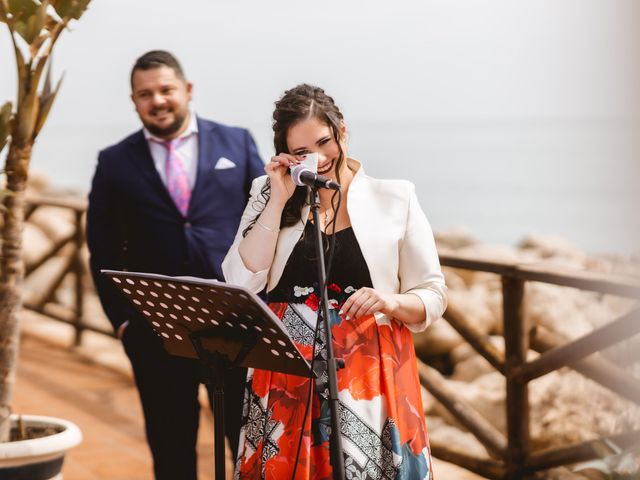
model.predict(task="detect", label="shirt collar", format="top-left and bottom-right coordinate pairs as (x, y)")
top-left (143, 111), bottom-right (199, 143)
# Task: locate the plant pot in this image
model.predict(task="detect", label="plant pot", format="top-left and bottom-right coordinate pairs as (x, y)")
top-left (0, 414), bottom-right (82, 480)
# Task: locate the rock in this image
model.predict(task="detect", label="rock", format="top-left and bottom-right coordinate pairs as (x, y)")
top-left (525, 282), bottom-right (595, 340)
top-left (431, 457), bottom-right (486, 480)
top-left (442, 268), bottom-right (467, 290)
top-left (529, 370), bottom-right (640, 451)
top-left (27, 206), bottom-right (75, 239)
top-left (451, 353), bottom-right (495, 382)
top-left (457, 243), bottom-right (526, 264)
top-left (22, 223), bottom-right (53, 265)
top-left (518, 233), bottom-right (588, 263)
top-left (414, 319), bottom-right (464, 358)
top-left (434, 227), bottom-right (478, 251)
top-left (447, 285), bottom-right (500, 335)
top-left (428, 372), bottom-right (507, 434)
top-left (420, 385), bottom-right (437, 415)
top-left (450, 343), bottom-right (477, 365)
top-left (533, 467), bottom-right (591, 479)
top-left (426, 415), bottom-right (489, 459)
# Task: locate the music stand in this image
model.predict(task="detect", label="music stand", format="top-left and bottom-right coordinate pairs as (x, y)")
top-left (102, 270), bottom-right (312, 480)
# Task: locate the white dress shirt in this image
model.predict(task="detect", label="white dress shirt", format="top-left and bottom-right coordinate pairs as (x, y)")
top-left (143, 113), bottom-right (199, 189)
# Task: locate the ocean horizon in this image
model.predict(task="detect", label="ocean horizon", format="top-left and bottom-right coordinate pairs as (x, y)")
top-left (27, 117), bottom-right (639, 257)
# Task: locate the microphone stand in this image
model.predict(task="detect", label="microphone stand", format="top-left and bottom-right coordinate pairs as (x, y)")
top-left (308, 186), bottom-right (345, 480)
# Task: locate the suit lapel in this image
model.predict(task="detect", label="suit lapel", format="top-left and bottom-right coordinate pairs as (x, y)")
top-left (190, 118), bottom-right (223, 213)
top-left (127, 130), bottom-right (180, 214)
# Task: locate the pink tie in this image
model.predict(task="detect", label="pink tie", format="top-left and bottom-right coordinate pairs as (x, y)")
top-left (157, 136), bottom-right (192, 216)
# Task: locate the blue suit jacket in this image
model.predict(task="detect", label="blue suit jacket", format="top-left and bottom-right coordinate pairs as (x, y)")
top-left (87, 117), bottom-right (265, 331)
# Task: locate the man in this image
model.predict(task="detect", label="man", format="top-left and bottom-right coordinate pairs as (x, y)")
top-left (87, 50), bottom-right (264, 480)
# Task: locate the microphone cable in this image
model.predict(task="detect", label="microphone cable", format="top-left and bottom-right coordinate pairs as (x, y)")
top-left (290, 188), bottom-right (342, 480)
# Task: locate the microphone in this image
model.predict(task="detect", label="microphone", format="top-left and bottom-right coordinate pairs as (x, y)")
top-left (290, 163), bottom-right (341, 190)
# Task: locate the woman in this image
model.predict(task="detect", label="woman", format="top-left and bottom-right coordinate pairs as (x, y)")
top-left (222, 84), bottom-right (447, 480)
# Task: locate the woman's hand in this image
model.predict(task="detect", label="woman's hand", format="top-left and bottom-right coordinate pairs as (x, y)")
top-left (339, 287), bottom-right (400, 320)
top-left (265, 153), bottom-right (298, 206)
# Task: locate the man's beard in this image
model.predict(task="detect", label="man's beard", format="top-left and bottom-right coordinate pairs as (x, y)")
top-left (143, 111), bottom-right (187, 139)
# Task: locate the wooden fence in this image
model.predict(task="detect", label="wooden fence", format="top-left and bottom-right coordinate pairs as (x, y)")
top-left (22, 194), bottom-right (113, 344)
top-left (20, 195), bottom-right (640, 479)
top-left (421, 254), bottom-right (640, 479)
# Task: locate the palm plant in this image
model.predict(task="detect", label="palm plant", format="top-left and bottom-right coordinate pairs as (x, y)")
top-left (0, 0), bottom-right (91, 442)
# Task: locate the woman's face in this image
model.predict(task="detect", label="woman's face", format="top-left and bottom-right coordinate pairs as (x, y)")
top-left (286, 117), bottom-right (346, 179)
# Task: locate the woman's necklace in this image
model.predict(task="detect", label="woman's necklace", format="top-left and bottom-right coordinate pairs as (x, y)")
top-left (322, 208), bottom-right (331, 230)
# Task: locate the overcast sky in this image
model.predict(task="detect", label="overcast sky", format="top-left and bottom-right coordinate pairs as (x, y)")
top-left (1, 0), bottom-right (638, 253)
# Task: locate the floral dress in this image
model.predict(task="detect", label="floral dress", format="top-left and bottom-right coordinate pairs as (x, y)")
top-left (235, 222), bottom-right (434, 480)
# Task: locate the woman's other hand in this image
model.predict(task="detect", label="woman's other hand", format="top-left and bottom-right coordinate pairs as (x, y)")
top-left (339, 288), bottom-right (427, 327)
top-left (339, 287), bottom-right (399, 320)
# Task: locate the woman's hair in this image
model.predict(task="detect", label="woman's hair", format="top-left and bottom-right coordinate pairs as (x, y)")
top-left (243, 84), bottom-right (346, 236)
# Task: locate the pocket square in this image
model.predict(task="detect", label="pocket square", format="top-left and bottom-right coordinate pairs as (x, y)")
top-left (214, 157), bottom-right (236, 170)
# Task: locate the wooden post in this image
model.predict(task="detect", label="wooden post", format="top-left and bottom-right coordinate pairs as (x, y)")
top-left (502, 275), bottom-right (529, 478)
top-left (72, 210), bottom-right (85, 346)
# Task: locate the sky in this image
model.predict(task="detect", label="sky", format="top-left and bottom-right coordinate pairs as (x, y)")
top-left (1, 0), bottom-right (639, 254)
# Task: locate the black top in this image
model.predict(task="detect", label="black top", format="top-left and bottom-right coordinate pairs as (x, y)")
top-left (268, 222), bottom-right (373, 305)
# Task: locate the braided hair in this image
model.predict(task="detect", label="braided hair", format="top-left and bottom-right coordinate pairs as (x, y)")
top-left (244, 84), bottom-right (346, 236)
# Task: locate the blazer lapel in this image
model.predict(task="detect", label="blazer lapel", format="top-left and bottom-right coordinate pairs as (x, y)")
top-left (127, 131), bottom-right (176, 207)
top-left (190, 118), bottom-right (223, 212)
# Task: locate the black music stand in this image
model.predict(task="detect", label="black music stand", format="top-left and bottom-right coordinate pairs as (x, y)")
top-left (102, 270), bottom-right (312, 480)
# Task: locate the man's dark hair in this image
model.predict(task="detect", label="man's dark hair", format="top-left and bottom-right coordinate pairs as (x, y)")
top-left (130, 50), bottom-right (186, 89)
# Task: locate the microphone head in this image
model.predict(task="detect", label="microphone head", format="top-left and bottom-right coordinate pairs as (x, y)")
top-left (289, 152), bottom-right (318, 187)
top-left (290, 163), bottom-right (311, 187)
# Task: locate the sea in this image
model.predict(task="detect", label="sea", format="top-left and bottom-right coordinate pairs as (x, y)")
top-left (24, 118), bottom-right (639, 257)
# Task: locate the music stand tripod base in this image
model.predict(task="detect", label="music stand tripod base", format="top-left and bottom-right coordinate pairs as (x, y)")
top-left (102, 270), bottom-right (312, 479)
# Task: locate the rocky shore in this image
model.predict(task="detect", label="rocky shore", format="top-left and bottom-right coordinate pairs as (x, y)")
top-left (414, 228), bottom-right (640, 478)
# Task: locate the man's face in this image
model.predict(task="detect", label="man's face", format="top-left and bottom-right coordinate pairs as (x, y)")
top-left (131, 66), bottom-right (193, 139)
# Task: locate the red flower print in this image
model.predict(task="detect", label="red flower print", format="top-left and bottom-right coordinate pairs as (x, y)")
top-left (305, 293), bottom-right (319, 311)
top-left (327, 283), bottom-right (341, 293)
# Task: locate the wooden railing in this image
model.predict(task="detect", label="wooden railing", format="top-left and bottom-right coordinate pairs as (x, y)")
top-left (19, 196), bottom-right (640, 478)
top-left (421, 253), bottom-right (640, 479)
top-left (22, 194), bottom-right (114, 344)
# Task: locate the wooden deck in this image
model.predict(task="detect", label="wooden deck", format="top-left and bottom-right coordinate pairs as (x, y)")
top-left (13, 314), bottom-right (226, 480)
top-left (12, 313), bottom-right (480, 479)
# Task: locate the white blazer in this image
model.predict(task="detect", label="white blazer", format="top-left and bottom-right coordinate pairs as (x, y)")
top-left (221, 159), bottom-right (447, 332)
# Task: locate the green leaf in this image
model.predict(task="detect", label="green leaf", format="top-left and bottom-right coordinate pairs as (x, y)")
top-left (15, 82), bottom-right (38, 141)
top-left (7, 0), bottom-right (38, 18)
top-left (34, 71), bottom-right (63, 138)
top-left (0, 101), bottom-right (13, 154)
top-left (68, 0), bottom-right (90, 19)
top-left (14, 43), bottom-right (27, 106)
top-left (50, 0), bottom-right (71, 17)
top-left (0, 1), bottom-right (9, 23)
top-left (16, 0), bottom-right (47, 44)
top-left (9, 0), bottom-right (40, 44)
top-left (26, 0), bottom-right (47, 44)
top-left (51, 0), bottom-right (90, 20)
top-left (41, 55), bottom-right (53, 98)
